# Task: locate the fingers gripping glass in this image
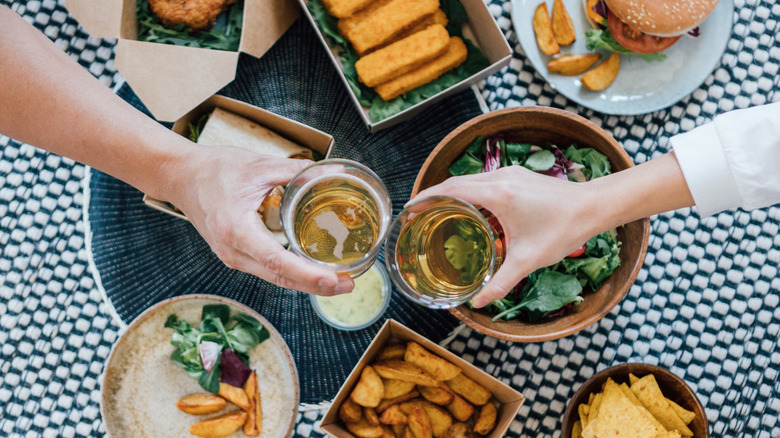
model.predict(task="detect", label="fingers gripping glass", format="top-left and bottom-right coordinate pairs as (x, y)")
top-left (281, 159), bottom-right (392, 278)
top-left (385, 196), bottom-right (504, 309)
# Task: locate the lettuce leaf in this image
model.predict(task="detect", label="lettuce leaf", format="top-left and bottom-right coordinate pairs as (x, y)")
top-left (136, 0), bottom-right (243, 51)
top-left (585, 28), bottom-right (667, 62)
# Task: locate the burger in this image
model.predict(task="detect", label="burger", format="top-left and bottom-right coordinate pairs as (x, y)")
top-left (584, 0), bottom-right (718, 61)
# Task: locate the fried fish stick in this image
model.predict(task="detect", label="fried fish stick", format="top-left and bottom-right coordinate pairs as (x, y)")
top-left (338, 0), bottom-right (394, 37)
top-left (375, 36), bottom-right (467, 101)
top-left (322, 0), bottom-right (374, 18)
top-left (394, 9), bottom-right (449, 42)
top-left (356, 24), bottom-right (449, 87)
top-left (344, 0), bottom-right (440, 55)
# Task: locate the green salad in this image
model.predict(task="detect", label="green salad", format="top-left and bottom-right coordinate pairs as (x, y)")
top-left (306, 0), bottom-right (490, 122)
top-left (449, 135), bottom-right (622, 322)
top-left (136, 0), bottom-right (244, 52)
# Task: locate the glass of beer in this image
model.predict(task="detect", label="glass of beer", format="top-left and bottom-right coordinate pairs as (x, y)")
top-left (384, 196), bottom-right (504, 308)
top-left (280, 159), bottom-right (392, 278)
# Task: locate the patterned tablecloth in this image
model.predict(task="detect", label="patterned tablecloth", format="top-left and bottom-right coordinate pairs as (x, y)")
top-left (0, 0), bottom-right (778, 437)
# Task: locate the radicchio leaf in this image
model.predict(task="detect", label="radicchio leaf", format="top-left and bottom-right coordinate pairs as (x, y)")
top-left (199, 341), bottom-right (221, 373)
top-left (482, 135), bottom-right (502, 172)
top-left (220, 348), bottom-right (252, 388)
top-left (688, 26), bottom-right (700, 37)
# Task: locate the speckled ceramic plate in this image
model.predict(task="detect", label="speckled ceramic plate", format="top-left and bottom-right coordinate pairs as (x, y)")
top-left (511, 0), bottom-right (734, 115)
top-left (100, 295), bottom-right (299, 438)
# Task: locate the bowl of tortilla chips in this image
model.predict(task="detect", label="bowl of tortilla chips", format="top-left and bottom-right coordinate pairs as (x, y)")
top-left (562, 363), bottom-right (708, 438)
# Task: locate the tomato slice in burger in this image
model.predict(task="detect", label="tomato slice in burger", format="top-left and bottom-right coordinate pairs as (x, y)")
top-left (607, 9), bottom-right (681, 54)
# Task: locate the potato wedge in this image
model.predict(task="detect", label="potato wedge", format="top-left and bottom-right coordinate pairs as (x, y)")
top-left (189, 410), bottom-right (247, 438)
top-left (393, 424), bottom-right (407, 438)
top-left (398, 401), bottom-right (452, 437)
top-left (384, 379), bottom-right (417, 400)
top-left (365, 407), bottom-right (381, 426)
top-left (346, 417), bottom-right (386, 438)
top-left (473, 402), bottom-right (497, 435)
top-left (219, 382), bottom-right (251, 411)
top-left (547, 54), bottom-right (602, 75)
top-left (382, 425), bottom-right (396, 438)
top-left (442, 423), bottom-right (474, 438)
top-left (402, 426), bottom-right (415, 438)
top-left (341, 397), bottom-right (364, 423)
top-left (352, 365), bottom-right (385, 407)
top-left (243, 370), bottom-right (262, 436)
top-left (445, 374), bottom-right (491, 406)
top-left (380, 404), bottom-right (409, 425)
top-left (438, 383), bottom-right (474, 422)
top-left (532, 2), bottom-right (559, 56)
top-left (407, 406), bottom-right (433, 438)
top-left (374, 361), bottom-right (438, 387)
top-left (419, 386), bottom-right (453, 406)
top-left (377, 391), bottom-right (421, 413)
top-left (581, 52), bottom-right (620, 90)
top-left (176, 393), bottom-right (226, 415)
top-left (377, 343), bottom-right (408, 361)
top-left (551, 0), bottom-right (576, 45)
top-left (404, 342), bottom-right (461, 381)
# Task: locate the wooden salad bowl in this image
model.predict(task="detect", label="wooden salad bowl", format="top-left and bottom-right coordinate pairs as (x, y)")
top-left (412, 107), bottom-right (650, 342)
top-left (561, 363), bottom-right (709, 438)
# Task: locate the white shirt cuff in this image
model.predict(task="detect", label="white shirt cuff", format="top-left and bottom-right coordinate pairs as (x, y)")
top-left (671, 122), bottom-right (742, 217)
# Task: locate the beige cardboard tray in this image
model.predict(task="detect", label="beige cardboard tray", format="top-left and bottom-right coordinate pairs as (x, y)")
top-left (299, 0), bottom-right (512, 132)
top-left (143, 94), bottom-right (334, 218)
top-left (321, 319), bottom-right (525, 437)
top-left (65, 0), bottom-right (299, 122)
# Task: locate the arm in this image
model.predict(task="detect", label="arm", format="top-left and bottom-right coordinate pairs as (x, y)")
top-left (419, 101), bottom-right (780, 307)
top-left (0, 6), bottom-right (352, 295)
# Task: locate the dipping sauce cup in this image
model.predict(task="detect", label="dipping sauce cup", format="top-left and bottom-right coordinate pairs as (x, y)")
top-left (281, 159), bottom-right (392, 278)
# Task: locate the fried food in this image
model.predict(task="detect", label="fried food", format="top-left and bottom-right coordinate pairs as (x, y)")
top-left (373, 361), bottom-right (439, 387)
top-left (407, 406), bottom-right (433, 438)
top-left (404, 342), bottom-right (461, 381)
top-left (473, 402), bottom-right (497, 435)
top-left (418, 386), bottom-right (453, 406)
top-left (343, 0), bottom-right (440, 55)
top-left (442, 423), bottom-right (474, 438)
top-left (379, 404), bottom-right (409, 425)
top-left (340, 397), bottom-right (364, 423)
top-left (377, 391), bottom-right (421, 414)
top-left (377, 344), bottom-right (408, 362)
top-left (356, 24), bottom-right (450, 87)
top-left (444, 373), bottom-right (491, 406)
top-left (218, 382), bottom-right (251, 411)
top-left (394, 9), bottom-right (449, 42)
top-left (532, 2), bottom-right (560, 55)
top-left (551, 0), bottom-right (576, 45)
top-left (176, 393), bottom-right (226, 415)
top-left (384, 379), bottom-right (417, 399)
top-left (630, 375), bottom-right (693, 436)
top-left (352, 365), bottom-right (386, 407)
top-left (243, 370), bottom-right (262, 436)
top-left (547, 54), bottom-right (602, 75)
top-left (580, 52), bottom-right (620, 90)
top-left (189, 410), bottom-right (247, 438)
top-left (148, 0), bottom-right (235, 31)
top-left (365, 407), bottom-right (381, 426)
top-left (375, 36), bottom-right (467, 101)
top-left (346, 417), bottom-right (387, 438)
top-left (323, 0), bottom-right (375, 18)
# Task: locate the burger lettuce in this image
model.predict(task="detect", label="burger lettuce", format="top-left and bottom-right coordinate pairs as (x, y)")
top-left (585, 28), bottom-right (667, 62)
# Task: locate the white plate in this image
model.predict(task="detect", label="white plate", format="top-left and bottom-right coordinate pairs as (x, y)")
top-left (511, 0), bottom-right (734, 115)
top-left (101, 295), bottom-right (299, 438)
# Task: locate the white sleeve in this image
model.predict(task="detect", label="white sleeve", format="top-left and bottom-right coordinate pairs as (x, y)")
top-left (670, 101), bottom-right (780, 217)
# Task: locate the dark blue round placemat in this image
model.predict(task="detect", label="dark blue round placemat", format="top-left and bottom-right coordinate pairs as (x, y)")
top-left (87, 18), bottom-right (484, 403)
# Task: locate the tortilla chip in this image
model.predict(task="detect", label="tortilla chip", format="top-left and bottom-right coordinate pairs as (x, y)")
top-left (667, 398), bottom-right (696, 425)
top-left (629, 373), bottom-right (639, 385)
top-left (619, 382), bottom-right (643, 406)
top-left (666, 431), bottom-right (683, 438)
top-left (631, 375), bottom-right (693, 436)
top-left (581, 382), bottom-right (666, 438)
top-left (571, 420), bottom-right (583, 438)
top-left (589, 392), bottom-right (603, 422)
top-left (578, 403), bottom-right (590, 427)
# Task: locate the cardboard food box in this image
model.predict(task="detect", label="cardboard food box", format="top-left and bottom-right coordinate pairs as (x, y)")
top-left (65, 0), bottom-right (299, 122)
top-left (142, 94), bottom-right (334, 218)
top-left (321, 319), bottom-right (525, 437)
top-left (298, 0), bottom-right (512, 132)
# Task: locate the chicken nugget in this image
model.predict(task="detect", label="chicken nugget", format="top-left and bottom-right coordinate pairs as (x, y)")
top-left (148, 0), bottom-right (235, 31)
top-left (375, 36), bottom-right (467, 101)
top-left (356, 24), bottom-right (449, 87)
top-left (344, 0), bottom-right (440, 55)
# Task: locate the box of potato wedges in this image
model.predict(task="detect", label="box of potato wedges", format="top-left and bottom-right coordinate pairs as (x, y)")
top-left (320, 319), bottom-right (525, 438)
top-left (65, 0), bottom-right (299, 122)
top-left (300, 0), bottom-right (512, 132)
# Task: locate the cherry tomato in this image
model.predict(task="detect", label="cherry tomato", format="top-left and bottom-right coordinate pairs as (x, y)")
top-left (567, 244), bottom-right (587, 258)
top-left (607, 9), bottom-right (681, 54)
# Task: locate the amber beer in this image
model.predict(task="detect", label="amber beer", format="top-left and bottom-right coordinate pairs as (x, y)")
top-left (281, 159), bottom-right (391, 277)
top-left (385, 196), bottom-right (502, 308)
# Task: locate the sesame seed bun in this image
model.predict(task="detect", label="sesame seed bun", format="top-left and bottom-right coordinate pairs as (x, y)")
top-left (603, 0), bottom-right (718, 37)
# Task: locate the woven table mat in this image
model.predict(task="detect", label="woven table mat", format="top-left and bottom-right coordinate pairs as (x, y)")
top-left (0, 0), bottom-right (778, 437)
